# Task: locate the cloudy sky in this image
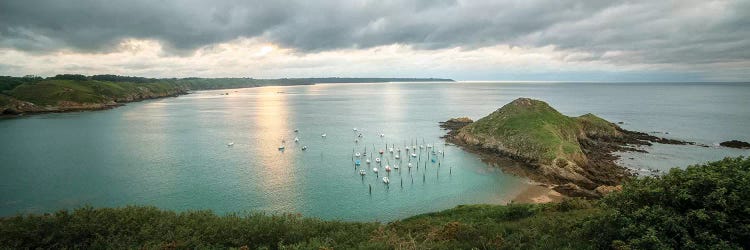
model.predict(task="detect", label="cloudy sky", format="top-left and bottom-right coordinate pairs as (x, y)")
top-left (1, 0), bottom-right (748, 81)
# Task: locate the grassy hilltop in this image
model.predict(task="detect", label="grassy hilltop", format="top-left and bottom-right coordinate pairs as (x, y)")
top-left (1, 157), bottom-right (748, 249)
top-left (442, 98), bottom-right (694, 198)
top-left (459, 98), bottom-right (621, 166)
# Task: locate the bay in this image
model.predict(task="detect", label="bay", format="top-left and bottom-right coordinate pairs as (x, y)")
top-left (1, 81), bottom-right (748, 221)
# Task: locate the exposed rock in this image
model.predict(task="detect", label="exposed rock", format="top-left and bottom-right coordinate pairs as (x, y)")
top-left (720, 140), bottom-right (750, 149)
top-left (594, 185), bottom-right (622, 196)
top-left (441, 97), bottom-right (695, 196)
top-left (553, 183), bottom-right (601, 199)
top-left (439, 117), bottom-right (473, 137)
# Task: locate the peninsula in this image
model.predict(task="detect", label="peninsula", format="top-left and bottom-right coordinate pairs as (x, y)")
top-left (441, 98), bottom-right (691, 197)
top-left (0, 74), bottom-right (453, 116)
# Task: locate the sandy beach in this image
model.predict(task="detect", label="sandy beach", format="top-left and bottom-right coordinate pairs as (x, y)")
top-left (511, 183), bottom-right (565, 204)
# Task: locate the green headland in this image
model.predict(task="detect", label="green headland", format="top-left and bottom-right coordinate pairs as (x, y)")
top-left (0, 74), bottom-right (453, 115)
top-left (442, 98), bottom-right (692, 197)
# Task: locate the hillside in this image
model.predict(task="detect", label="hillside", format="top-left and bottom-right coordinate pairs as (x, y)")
top-left (442, 98), bottom-right (690, 195)
top-left (0, 75), bottom-right (453, 115)
top-left (1, 157), bottom-right (747, 249)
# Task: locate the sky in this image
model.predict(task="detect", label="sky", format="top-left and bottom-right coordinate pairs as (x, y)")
top-left (0, 0), bottom-right (748, 81)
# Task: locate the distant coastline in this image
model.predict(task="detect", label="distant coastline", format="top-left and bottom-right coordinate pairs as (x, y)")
top-left (0, 74), bottom-right (454, 117)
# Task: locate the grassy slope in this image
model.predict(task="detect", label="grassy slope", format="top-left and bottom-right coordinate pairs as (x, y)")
top-left (0, 201), bottom-right (598, 249)
top-left (0, 94), bottom-right (10, 106)
top-left (1, 76), bottom-right (454, 108)
top-left (463, 98), bottom-right (620, 165)
top-left (7, 80), bottom-right (185, 106)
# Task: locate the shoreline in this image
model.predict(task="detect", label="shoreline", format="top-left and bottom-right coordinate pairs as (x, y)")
top-left (0, 92), bottom-right (186, 119)
top-left (511, 183), bottom-right (564, 204)
top-left (439, 112), bottom-right (694, 200)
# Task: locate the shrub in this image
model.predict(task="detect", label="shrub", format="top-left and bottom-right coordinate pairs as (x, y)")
top-left (592, 157), bottom-right (750, 249)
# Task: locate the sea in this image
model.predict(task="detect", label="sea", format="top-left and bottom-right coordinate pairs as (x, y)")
top-left (1, 81), bottom-right (748, 221)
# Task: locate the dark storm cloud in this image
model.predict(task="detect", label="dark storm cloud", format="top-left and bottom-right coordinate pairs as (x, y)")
top-left (1, 0), bottom-right (748, 65)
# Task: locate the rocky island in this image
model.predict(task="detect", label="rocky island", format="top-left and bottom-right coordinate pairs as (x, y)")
top-left (720, 140), bottom-right (750, 149)
top-left (441, 98), bottom-right (691, 198)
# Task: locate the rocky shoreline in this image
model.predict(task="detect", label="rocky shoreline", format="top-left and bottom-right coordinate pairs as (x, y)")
top-left (720, 140), bottom-right (750, 149)
top-left (1, 89), bottom-right (187, 117)
top-left (439, 101), bottom-right (694, 199)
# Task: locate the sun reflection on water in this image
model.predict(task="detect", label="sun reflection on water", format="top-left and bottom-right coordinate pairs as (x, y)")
top-left (248, 87), bottom-right (300, 212)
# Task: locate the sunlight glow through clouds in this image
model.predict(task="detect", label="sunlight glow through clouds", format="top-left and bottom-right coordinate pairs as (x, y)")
top-left (0, 38), bottom-right (633, 79)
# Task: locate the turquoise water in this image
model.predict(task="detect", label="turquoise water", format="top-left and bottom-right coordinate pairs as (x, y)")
top-left (1, 82), bottom-right (749, 221)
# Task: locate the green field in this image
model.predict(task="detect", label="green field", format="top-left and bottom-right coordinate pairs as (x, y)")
top-left (2, 157), bottom-right (748, 249)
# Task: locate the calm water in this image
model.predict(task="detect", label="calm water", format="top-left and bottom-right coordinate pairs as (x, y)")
top-left (1, 82), bottom-right (749, 221)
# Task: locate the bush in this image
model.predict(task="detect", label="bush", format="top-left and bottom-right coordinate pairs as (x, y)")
top-left (592, 157), bottom-right (750, 249)
top-left (51, 74), bottom-right (89, 81)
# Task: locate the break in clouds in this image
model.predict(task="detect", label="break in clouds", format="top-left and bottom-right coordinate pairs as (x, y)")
top-left (1, 0), bottom-right (749, 80)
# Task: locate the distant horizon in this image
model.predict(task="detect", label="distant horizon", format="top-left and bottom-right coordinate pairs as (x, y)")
top-left (5, 73), bottom-right (750, 84)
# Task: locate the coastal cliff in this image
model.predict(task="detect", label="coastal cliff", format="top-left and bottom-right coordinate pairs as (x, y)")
top-left (0, 79), bottom-right (187, 115)
top-left (441, 98), bottom-right (690, 197)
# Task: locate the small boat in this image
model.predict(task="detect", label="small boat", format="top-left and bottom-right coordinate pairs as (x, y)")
top-left (227, 142), bottom-right (234, 147)
top-left (395, 155), bottom-right (400, 159)
top-left (353, 128), bottom-right (358, 131)
top-left (359, 170), bottom-right (366, 176)
top-left (379, 150), bottom-right (384, 155)
top-left (301, 146), bottom-right (308, 150)
top-left (405, 147), bottom-right (410, 152)
top-left (321, 133), bottom-right (327, 138)
top-left (412, 145), bottom-right (417, 150)
top-left (438, 150), bottom-right (443, 154)
top-left (373, 167), bottom-right (379, 173)
top-left (355, 160), bottom-right (361, 166)
top-left (355, 139), bottom-right (359, 143)
top-left (379, 133), bottom-right (385, 137)
top-left (419, 145), bottom-right (424, 149)
top-left (396, 148), bottom-right (401, 152)
top-left (385, 165), bottom-right (391, 172)
top-left (355, 152), bottom-right (361, 157)
top-left (294, 129), bottom-right (299, 133)
top-left (358, 133), bottom-right (363, 138)
top-left (427, 144), bottom-right (433, 148)
top-left (388, 148), bottom-right (394, 153)
top-left (278, 145), bottom-right (285, 150)
top-left (394, 164), bottom-right (399, 169)
top-left (382, 177), bottom-right (390, 184)
top-left (366, 159), bottom-right (371, 164)
top-left (408, 163), bottom-right (412, 168)
top-left (411, 153), bottom-right (417, 158)
top-left (294, 137), bottom-right (299, 142)
top-left (375, 158), bottom-right (381, 163)
top-left (431, 158), bottom-right (436, 163)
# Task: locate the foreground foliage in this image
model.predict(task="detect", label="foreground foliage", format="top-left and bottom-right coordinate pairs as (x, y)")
top-left (592, 157), bottom-right (750, 249)
top-left (1, 157), bottom-right (748, 249)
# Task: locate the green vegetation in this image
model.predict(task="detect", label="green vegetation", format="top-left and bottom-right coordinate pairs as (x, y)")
top-left (6, 79), bottom-right (184, 106)
top-left (592, 156), bottom-right (750, 249)
top-left (461, 98), bottom-right (621, 165)
top-left (0, 74), bottom-right (453, 113)
top-left (2, 157), bottom-right (748, 249)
